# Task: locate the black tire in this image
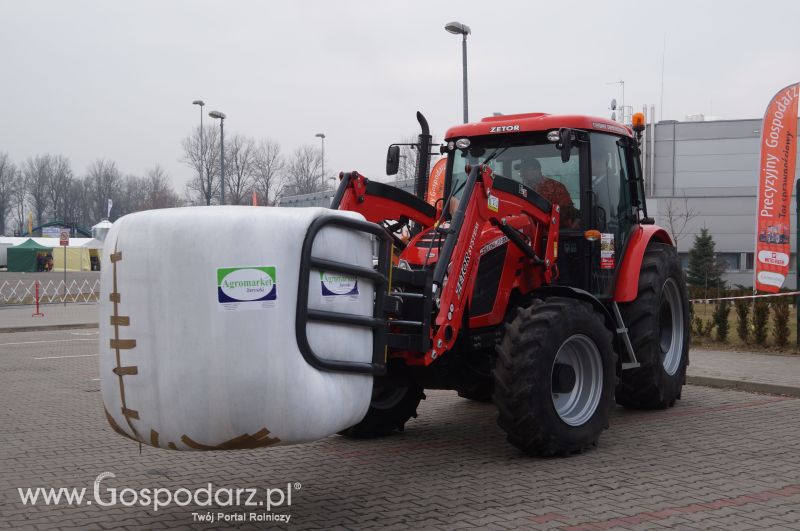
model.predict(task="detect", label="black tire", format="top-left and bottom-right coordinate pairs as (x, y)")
top-left (457, 380), bottom-right (493, 402)
top-left (617, 243), bottom-right (690, 409)
top-left (456, 354), bottom-right (495, 402)
top-left (493, 298), bottom-right (617, 457)
top-left (338, 379), bottom-right (424, 438)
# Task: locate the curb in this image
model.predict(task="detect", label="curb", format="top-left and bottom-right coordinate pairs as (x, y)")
top-left (687, 375), bottom-right (800, 398)
top-left (0, 323), bottom-right (99, 334)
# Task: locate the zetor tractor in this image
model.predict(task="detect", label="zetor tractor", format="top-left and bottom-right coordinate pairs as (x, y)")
top-left (322, 111), bottom-right (689, 456)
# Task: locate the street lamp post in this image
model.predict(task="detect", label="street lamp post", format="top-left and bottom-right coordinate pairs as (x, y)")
top-left (315, 133), bottom-right (326, 185)
top-left (209, 110), bottom-right (226, 204)
top-left (192, 100), bottom-right (206, 204)
top-left (445, 21), bottom-right (471, 124)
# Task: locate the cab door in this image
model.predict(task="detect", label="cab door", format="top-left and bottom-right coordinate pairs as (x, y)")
top-left (586, 133), bottom-right (635, 299)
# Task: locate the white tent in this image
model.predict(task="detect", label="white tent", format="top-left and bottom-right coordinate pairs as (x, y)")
top-left (52, 246), bottom-right (92, 271)
top-left (81, 238), bottom-right (105, 249)
top-left (0, 241), bottom-right (11, 267)
top-left (0, 236), bottom-right (91, 247)
top-left (92, 219), bottom-right (113, 241)
top-left (81, 238), bottom-right (104, 270)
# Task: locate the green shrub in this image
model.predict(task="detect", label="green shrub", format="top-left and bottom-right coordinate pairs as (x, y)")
top-left (752, 299), bottom-right (769, 345)
top-left (734, 295), bottom-right (750, 343)
top-left (713, 300), bottom-right (731, 342)
top-left (693, 316), bottom-right (714, 337)
top-left (772, 297), bottom-right (790, 348)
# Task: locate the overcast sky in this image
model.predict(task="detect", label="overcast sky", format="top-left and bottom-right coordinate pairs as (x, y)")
top-left (1, 0), bottom-right (798, 192)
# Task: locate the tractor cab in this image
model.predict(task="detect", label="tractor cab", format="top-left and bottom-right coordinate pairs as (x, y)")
top-left (439, 113), bottom-right (650, 301)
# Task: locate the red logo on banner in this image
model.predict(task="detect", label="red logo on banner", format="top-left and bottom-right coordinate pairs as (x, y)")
top-left (755, 83), bottom-right (799, 293)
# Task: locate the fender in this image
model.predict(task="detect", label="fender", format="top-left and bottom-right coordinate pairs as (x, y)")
top-left (531, 285), bottom-right (617, 334)
top-left (613, 224), bottom-right (673, 303)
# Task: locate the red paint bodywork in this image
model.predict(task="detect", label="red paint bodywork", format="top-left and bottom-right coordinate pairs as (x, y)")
top-left (336, 173), bottom-right (435, 228)
top-left (613, 225), bottom-right (673, 303)
top-left (444, 113), bottom-right (633, 140)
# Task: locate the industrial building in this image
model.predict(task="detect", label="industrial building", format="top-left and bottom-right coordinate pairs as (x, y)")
top-left (643, 117), bottom-right (800, 289)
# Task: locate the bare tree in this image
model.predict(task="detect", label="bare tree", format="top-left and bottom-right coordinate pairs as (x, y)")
top-left (395, 136), bottom-right (419, 182)
top-left (388, 134), bottom-right (441, 185)
top-left (23, 154), bottom-right (53, 228)
top-left (143, 165), bottom-right (181, 210)
top-left (47, 155), bottom-right (74, 223)
top-left (224, 134), bottom-right (257, 205)
top-left (116, 174), bottom-right (148, 217)
top-left (64, 178), bottom-right (92, 230)
top-left (284, 145), bottom-right (326, 196)
top-left (10, 177), bottom-right (27, 235)
top-left (0, 153), bottom-right (18, 235)
top-left (181, 125), bottom-right (220, 205)
top-left (252, 140), bottom-right (284, 206)
top-left (662, 195), bottom-right (699, 244)
top-left (86, 159), bottom-right (122, 221)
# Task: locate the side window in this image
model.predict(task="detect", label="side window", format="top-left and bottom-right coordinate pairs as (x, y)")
top-left (616, 142), bottom-right (633, 212)
top-left (590, 133), bottom-right (630, 234)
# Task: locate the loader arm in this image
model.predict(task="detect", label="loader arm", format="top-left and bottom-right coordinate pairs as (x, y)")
top-left (423, 165), bottom-right (560, 364)
top-left (331, 171), bottom-right (436, 229)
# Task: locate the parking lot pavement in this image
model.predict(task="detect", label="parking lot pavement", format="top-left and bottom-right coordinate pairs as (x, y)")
top-left (2, 329), bottom-right (800, 530)
top-left (0, 303), bottom-right (99, 332)
top-left (688, 348), bottom-right (800, 396)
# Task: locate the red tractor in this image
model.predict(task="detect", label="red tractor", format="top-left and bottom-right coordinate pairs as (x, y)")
top-left (301, 111), bottom-right (690, 456)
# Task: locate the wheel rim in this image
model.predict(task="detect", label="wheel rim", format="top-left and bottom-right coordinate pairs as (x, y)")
top-left (659, 277), bottom-right (685, 376)
top-left (550, 334), bottom-right (603, 427)
top-left (370, 382), bottom-right (406, 410)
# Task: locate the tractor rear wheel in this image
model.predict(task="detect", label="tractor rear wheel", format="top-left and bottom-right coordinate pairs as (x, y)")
top-left (493, 298), bottom-right (617, 456)
top-left (617, 243), bottom-right (689, 409)
top-left (338, 378), bottom-right (424, 438)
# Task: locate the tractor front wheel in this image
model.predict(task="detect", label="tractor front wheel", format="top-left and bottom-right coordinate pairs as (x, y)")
top-left (494, 298), bottom-right (617, 456)
top-left (338, 379), bottom-right (424, 438)
top-left (617, 243), bottom-right (690, 409)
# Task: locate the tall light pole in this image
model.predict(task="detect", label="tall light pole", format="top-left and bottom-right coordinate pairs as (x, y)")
top-left (445, 21), bottom-right (471, 123)
top-left (209, 110), bottom-right (226, 205)
top-left (192, 100), bottom-right (206, 204)
top-left (315, 133), bottom-right (326, 184)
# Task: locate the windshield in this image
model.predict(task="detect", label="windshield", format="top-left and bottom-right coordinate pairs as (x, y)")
top-left (447, 133), bottom-right (581, 227)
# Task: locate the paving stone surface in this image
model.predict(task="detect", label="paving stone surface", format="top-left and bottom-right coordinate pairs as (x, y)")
top-left (1, 329), bottom-right (800, 530)
top-left (689, 348), bottom-right (800, 390)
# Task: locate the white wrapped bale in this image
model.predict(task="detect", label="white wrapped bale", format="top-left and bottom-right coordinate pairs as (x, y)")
top-left (99, 206), bottom-right (376, 450)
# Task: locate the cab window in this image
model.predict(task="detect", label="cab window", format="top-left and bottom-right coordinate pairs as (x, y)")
top-left (448, 136), bottom-right (580, 227)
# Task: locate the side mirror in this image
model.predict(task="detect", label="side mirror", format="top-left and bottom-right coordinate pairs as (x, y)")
top-left (558, 128), bottom-right (573, 163)
top-left (386, 145), bottom-right (400, 176)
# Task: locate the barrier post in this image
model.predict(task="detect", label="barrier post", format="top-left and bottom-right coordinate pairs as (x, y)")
top-left (63, 245), bottom-right (67, 307)
top-left (32, 280), bottom-right (44, 317)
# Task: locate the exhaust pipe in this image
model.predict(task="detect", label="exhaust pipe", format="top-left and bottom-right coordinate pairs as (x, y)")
top-left (415, 111), bottom-right (432, 200)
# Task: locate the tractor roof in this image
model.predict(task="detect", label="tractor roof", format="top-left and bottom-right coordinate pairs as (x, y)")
top-left (444, 113), bottom-right (633, 140)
